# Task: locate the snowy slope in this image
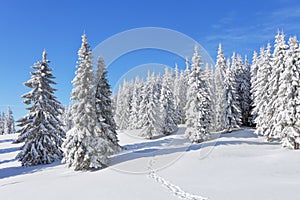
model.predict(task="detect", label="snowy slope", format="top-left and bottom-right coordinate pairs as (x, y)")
top-left (1, 127), bottom-right (300, 200)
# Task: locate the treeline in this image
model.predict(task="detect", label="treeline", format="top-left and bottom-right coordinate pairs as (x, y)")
top-left (114, 31), bottom-right (300, 149)
top-left (114, 45), bottom-right (251, 143)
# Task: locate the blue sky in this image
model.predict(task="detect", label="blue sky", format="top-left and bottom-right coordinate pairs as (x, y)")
top-left (0, 0), bottom-right (300, 120)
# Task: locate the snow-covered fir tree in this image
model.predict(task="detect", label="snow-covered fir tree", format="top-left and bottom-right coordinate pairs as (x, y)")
top-left (4, 106), bottom-right (15, 134)
top-left (0, 112), bottom-right (5, 135)
top-left (214, 43), bottom-right (227, 131)
top-left (239, 55), bottom-right (252, 126)
top-left (63, 34), bottom-right (117, 170)
top-left (160, 67), bottom-right (178, 135)
top-left (250, 51), bottom-right (260, 125)
top-left (15, 50), bottom-right (65, 166)
top-left (224, 61), bottom-right (242, 132)
top-left (185, 46), bottom-right (212, 143)
top-left (253, 45), bottom-right (272, 135)
top-left (139, 72), bottom-right (161, 139)
top-left (129, 76), bottom-right (142, 129)
top-left (264, 31), bottom-right (288, 141)
top-left (95, 56), bottom-right (121, 152)
top-left (173, 65), bottom-right (187, 124)
top-left (115, 80), bottom-right (132, 130)
top-left (60, 105), bottom-right (73, 132)
top-left (275, 36), bottom-right (300, 149)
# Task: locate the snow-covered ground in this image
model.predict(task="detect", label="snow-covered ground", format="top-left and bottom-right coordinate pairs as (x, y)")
top-left (1, 127), bottom-right (300, 200)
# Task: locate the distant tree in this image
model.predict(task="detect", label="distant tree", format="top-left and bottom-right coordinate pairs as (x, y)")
top-left (0, 112), bottom-right (5, 135)
top-left (173, 65), bottom-right (187, 124)
top-left (185, 46), bottom-right (212, 143)
top-left (214, 43), bottom-right (227, 131)
top-left (139, 72), bottom-right (161, 139)
top-left (4, 106), bottom-right (15, 134)
top-left (115, 80), bottom-right (132, 130)
top-left (160, 67), bottom-right (178, 135)
top-left (63, 34), bottom-right (116, 170)
top-left (129, 76), bottom-right (142, 129)
top-left (15, 50), bottom-right (65, 166)
top-left (224, 60), bottom-right (242, 132)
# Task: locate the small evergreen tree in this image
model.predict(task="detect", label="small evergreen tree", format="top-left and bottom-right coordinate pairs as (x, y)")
top-left (4, 106), bottom-right (15, 134)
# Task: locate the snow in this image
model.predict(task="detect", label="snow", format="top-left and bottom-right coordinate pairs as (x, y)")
top-left (1, 127), bottom-right (300, 200)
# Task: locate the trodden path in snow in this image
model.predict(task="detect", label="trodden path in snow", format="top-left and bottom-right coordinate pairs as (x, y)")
top-left (147, 159), bottom-right (209, 200)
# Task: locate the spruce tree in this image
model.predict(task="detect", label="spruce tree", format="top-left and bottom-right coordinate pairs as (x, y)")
top-left (224, 63), bottom-right (242, 132)
top-left (4, 106), bottom-right (15, 134)
top-left (276, 36), bottom-right (300, 149)
top-left (185, 46), bottom-right (212, 143)
top-left (63, 34), bottom-right (116, 170)
top-left (95, 56), bottom-right (121, 152)
top-left (214, 43), bottom-right (227, 131)
top-left (139, 72), bottom-right (161, 139)
top-left (129, 76), bottom-right (142, 129)
top-left (264, 31), bottom-right (288, 140)
top-left (15, 50), bottom-right (65, 166)
top-left (160, 67), bottom-right (178, 135)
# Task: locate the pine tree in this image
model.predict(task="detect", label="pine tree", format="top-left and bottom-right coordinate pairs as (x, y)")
top-left (214, 43), bottom-right (227, 131)
top-left (15, 50), bottom-right (65, 166)
top-left (276, 36), bottom-right (300, 149)
top-left (95, 56), bottom-right (121, 152)
top-left (4, 106), bottom-right (15, 134)
top-left (63, 34), bottom-right (116, 170)
top-left (185, 46), bottom-right (212, 143)
top-left (264, 31), bottom-right (288, 140)
top-left (160, 67), bottom-right (178, 135)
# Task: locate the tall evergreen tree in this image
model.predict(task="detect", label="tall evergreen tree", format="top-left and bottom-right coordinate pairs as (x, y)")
top-left (253, 44), bottom-right (272, 135)
top-left (264, 31), bottom-right (288, 140)
top-left (276, 36), bottom-right (300, 149)
top-left (214, 43), bottom-right (227, 131)
top-left (95, 56), bottom-right (121, 151)
top-left (15, 50), bottom-right (65, 166)
top-left (63, 34), bottom-right (116, 170)
top-left (185, 46), bottom-right (212, 143)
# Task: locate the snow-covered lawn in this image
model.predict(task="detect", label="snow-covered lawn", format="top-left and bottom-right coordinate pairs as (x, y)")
top-left (1, 127), bottom-right (299, 200)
